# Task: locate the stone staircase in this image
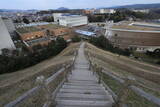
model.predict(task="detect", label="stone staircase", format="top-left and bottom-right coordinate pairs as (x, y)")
top-left (55, 43), bottom-right (114, 107)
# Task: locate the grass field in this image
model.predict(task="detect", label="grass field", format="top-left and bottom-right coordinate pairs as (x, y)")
top-left (101, 72), bottom-right (157, 107)
top-left (85, 42), bottom-right (160, 106)
top-left (0, 43), bottom-right (80, 106)
top-left (133, 52), bottom-right (160, 64)
top-left (85, 42), bottom-right (160, 82)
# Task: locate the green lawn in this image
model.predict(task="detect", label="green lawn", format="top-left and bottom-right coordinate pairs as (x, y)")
top-left (133, 52), bottom-right (160, 66)
top-left (126, 89), bottom-right (157, 107)
top-left (101, 72), bottom-right (157, 107)
top-left (101, 72), bottom-right (122, 95)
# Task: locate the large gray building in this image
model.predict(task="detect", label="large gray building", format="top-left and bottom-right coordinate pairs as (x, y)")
top-left (105, 21), bottom-right (160, 52)
top-left (0, 17), bottom-right (15, 54)
top-left (53, 13), bottom-right (88, 27)
top-left (3, 18), bottom-right (16, 37)
top-left (59, 15), bottom-right (88, 27)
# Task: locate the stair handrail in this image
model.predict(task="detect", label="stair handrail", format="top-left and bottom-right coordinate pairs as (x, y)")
top-left (43, 50), bottom-right (78, 107)
top-left (5, 62), bottom-right (73, 107)
top-left (86, 52), bottom-right (160, 107)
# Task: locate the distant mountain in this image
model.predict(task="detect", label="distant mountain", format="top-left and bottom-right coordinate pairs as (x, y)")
top-left (0, 9), bottom-right (38, 13)
top-left (57, 7), bottom-right (69, 10)
top-left (111, 3), bottom-right (160, 9)
top-left (0, 9), bottom-right (21, 12)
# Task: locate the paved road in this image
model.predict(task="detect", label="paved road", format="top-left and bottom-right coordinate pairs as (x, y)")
top-left (55, 42), bottom-right (114, 107)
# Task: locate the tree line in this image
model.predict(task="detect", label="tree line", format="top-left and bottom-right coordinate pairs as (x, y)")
top-left (89, 36), bottom-right (131, 56)
top-left (87, 9), bottom-right (160, 23)
top-left (89, 36), bottom-right (160, 65)
top-left (0, 37), bottom-right (67, 74)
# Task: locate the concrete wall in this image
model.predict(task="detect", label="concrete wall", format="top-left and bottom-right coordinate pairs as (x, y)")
top-left (99, 9), bottom-right (116, 14)
top-left (53, 13), bottom-right (63, 22)
top-left (0, 17), bottom-right (15, 54)
top-left (59, 16), bottom-right (88, 27)
top-left (3, 18), bottom-right (16, 35)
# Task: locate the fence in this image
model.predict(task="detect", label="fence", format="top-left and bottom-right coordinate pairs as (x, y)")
top-left (86, 51), bottom-right (160, 107)
top-left (5, 52), bottom-right (77, 107)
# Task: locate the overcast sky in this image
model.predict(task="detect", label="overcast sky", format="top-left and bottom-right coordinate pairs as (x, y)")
top-left (1, 0), bottom-right (160, 10)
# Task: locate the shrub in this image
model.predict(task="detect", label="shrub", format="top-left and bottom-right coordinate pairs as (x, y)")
top-left (71, 36), bottom-right (81, 42)
top-left (89, 36), bottom-right (131, 56)
top-left (0, 37), bottom-right (67, 74)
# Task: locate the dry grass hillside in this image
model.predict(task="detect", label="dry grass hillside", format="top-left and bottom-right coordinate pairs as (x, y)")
top-left (85, 43), bottom-right (160, 98)
top-left (0, 42), bottom-right (80, 106)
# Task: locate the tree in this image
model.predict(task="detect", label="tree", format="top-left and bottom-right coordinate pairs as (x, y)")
top-left (89, 36), bottom-right (131, 56)
top-left (71, 36), bottom-right (81, 42)
top-left (46, 29), bottom-right (51, 36)
top-left (1, 48), bottom-right (10, 56)
top-left (42, 16), bottom-right (54, 22)
top-left (23, 18), bottom-right (30, 24)
top-left (0, 37), bottom-right (68, 74)
top-left (54, 37), bottom-right (67, 54)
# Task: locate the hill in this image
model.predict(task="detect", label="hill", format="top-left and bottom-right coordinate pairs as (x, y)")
top-left (57, 7), bottom-right (69, 10)
top-left (110, 3), bottom-right (160, 9)
top-left (85, 43), bottom-right (160, 98)
top-left (0, 43), bottom-right (80, 106)
top-left (0, 9), bottom-right (38, 13)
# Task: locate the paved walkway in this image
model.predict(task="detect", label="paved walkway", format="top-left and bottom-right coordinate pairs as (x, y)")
top-left (55, 43), bottom-right (114, 107)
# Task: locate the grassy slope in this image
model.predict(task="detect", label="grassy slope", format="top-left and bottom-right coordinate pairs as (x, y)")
top-left (0, 43), bottom-right (80, 106)
top-left (101, 72), bottom-right (156, 107)
top-left (85, 42), bottom-right (160, 106)
top-left (85, 42), bottom-right (160, 84)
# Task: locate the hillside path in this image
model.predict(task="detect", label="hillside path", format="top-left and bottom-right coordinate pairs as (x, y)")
top-left (55, 42), bottom-right (114, 107)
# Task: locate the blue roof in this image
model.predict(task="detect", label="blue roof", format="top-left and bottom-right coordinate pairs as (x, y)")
top-left (75, 30), bottom-right (96, 36)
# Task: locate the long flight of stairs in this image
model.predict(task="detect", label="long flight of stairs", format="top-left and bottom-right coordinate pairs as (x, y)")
top-left (55, 43), bottom-right (114, 107)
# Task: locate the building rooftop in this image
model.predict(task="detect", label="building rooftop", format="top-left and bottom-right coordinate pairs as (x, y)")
top-left (15, 22), bottom-right (50, 28)
top-left (37, 24), bottom-right (65, 29)
top-left (111, 22), bottom-right (160, 31)
top-left (60, 15), bottom-right (87, 20)
top-left (16, 24), bottom-right (66, 34)
top-left (75, 30), bottom-right (96, 36)
top-left (16, 26), bottom-right (42, 34)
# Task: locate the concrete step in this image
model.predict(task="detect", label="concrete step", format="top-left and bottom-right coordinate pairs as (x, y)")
top-left (75, 63), bottom-right (88, 65)
top-left (68, 78), bottom-right (97, 81)
top-left (70, 73), bottom-right (93, 76)
top-left (74, 62), bottom-right (89, 65)
top-left (68, 79), bottom-right (98, 83)
top-left (68, 74), bottom-right (95, 77)
top-left (62, 85), bottom-right (104, 90)
top-left (70, 71), bottom-right (93, 73)
top-left (68, 75), bottom-right (96, 79)
top-left (74, 67), bottom-right (89, 69)
top-left (74, 64), bottom-right (89, 67)
top-left (55, 43), bottom-right (114, 107)
top-left (59, 88), bottom-right (107, 95)
top-left (64, 82), bottom-right (99, 86)
top-left (56, 93), bottom-right (110, 101)
top-left (56, 100), bottom-right (113, 107)
top-left (68, 80), bottom-right (98, 84)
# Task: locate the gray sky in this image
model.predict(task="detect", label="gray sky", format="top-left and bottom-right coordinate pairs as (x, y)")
top-left (1, 0), bottom-right (160, 10)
